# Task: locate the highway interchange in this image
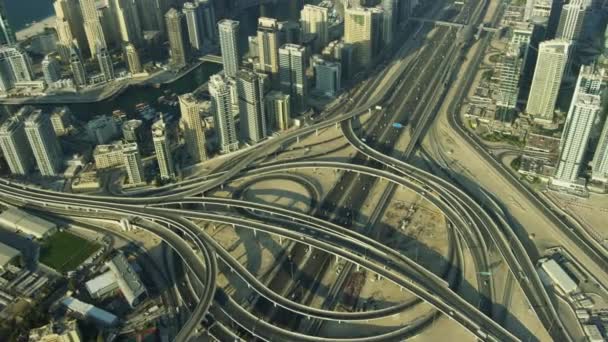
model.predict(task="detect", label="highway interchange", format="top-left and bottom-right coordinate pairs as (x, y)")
top-left (0, 0), bottom-right (604, 341)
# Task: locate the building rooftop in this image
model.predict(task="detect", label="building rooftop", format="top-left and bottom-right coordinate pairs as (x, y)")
top-left (107, 253), bottom-right (146, 307)
top-left (93, 142), bottom-right (123, 155)
top-left (85, 271), bottom-right (117, 296)
top-left (541, 259), bottom-right (578, 294)
top-left (61, 297), bottom-right (118, 326)
top-left (0, 208), bottom-right (57, 239)
top-left (0, 241), bottom-right (20, 268)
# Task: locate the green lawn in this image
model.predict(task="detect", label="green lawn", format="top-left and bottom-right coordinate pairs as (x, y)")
top-left (39, 231), bottom-right (101, 273)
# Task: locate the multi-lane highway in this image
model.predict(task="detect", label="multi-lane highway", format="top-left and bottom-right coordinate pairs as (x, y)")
top-left (0, 0), bottom-right (598, 341)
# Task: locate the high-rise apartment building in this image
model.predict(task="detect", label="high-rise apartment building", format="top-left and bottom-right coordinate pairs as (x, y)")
top-left (381, 0), bottom-right (397, 46)
top-left (300, 5), bottom-right (329, 50)
top-left (152, 117), bottom-right (174, 180)
top-left (314, 58), bottom-right (341, 97)
top-left (218, 19), bottom-right (240, 78)
top-left (0, 46), bottom-right (34, 83)
top-left (122, 143), bottom-right (144, 184)
top-left (80, 0), bottom-right (108, 55)
top-left (54, 0), bottom-right (83, 59)
top-left (183, 1), bottom-right (205, 52)
top-left (136, 0), bottom-right (165, 33)
top-left (24, 110), bottom-right (63, 177)
top-left (198, 0), bottom-right (217, 43)
top-left (0, 52), bottom-right (11, 92)
top-left (124, 43), bottom-right (142, 75)
top-left (69, 44), bottom-right (87, 87)
top-left (553, 65), bottom-right (604, 188)
top-left (97, 2), bottom-right (121, 49)
top-left (97, 46), bottom-right (115, 82)
top-left (525, 39), bottom-right (570, 122)
top-left (236, 69), bottom-right (267, 144)
top-left (0, 0), bottom-right (15, 46)
top-left (209, 74), bottom-right (238, 153)
top-left (50, 107), bottom-right (72, 136)
top-left (265, 91), bottom-right (291, 131)
top-left (496, 42), bottom-right (524, 114)
top-left (556, 0), bottom-right (590, 43)
top-left (122, 119), bottom-right (142, 143)
top-left (257, 17), bottom-right (280, 76)
top-left (0, 115), bottom-right (34, 176)
top-left (179, 92), bottom-right (208, 163)
top-left (42, 54), bottom-right (62, 85)
top-left (166, 8), bottom-right (190, 69)
top-left (111, 0), bottom-right (143, 46)
top-left (344, 7), bottom-right (383, 68)
top-left (592, 120), bottom-right (608, 183)
top-left (279, 44), bottom-right (307, 111)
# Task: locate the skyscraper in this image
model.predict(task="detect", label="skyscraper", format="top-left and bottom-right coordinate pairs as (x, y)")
top-left (314, 57), bottom-right (341, 97)
top-left (496, 42), bottom-right (524, 116)
top-left (179, 92), bottom-right (208, 163)
top-left (69, 44), bottom-right (87, 87)
top-left (54, 0), bottom-right (88, 58)
top-left (218, 19), bottom-right (240, 78)
top-left (209, 74), bottom-right (238, 153)
top-left (300, 5), bottom-right (329, 50)
top-left (265, 91), bottom-right (291, 131)
top-left (381, 0), bottom-right (397, 46)
top-left (236, 69), bottom-right (267, 144)
top-left (152, 117), bottom-right (174, 180)
top-left (124, 43), bottom-right (142, 75)
top-left (344, 7), bottom-right (384, 68)
top-left (122, 143), bottom-right (144, 184)
top-left (198, 0), bottom-right (217, 43)
top-left (0, 0), bottom-right (15, 46)
top-left (279, 43), bottom-right (307, 112)
top-left (553, 65), bottom-right (604, 188)
top-left (183, 1), bottom-right (205, 52)
top-left (556, 0), bottom-right (590, 43)
top-left (80, 0), bottom-right (108, 55)
top-left (0, 46), bottom-right (34, 83)
top-left (111, 0), bottom-right (143, 46)
top-left (97, 2), bottom-right (121, 49)
top-left (592, 117), bottom-right (608, 183)
top-left (42, 54), bottom-right (62, 85)
top-left (24, 110), bottom-right (64, 177)
top-left (97, 46), bottom-right (115, 82)
top-left (257, 17), bottom-right (280, 76)
top-left (166, 8), bottom-right (190, 69)
top-left (122, 119), bottom-right (143, 143)
top-left (525, 39), bottom-right (570, 122)
top-left (0, 52), bottom-right (12, 92)
top-left (0, 114), bottom-right (34, 176)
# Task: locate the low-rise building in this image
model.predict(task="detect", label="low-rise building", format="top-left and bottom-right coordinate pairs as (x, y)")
top-left (0, 241), bottom-right (21, 269)
top-left (29, 319), bottom-right (82, 342)
top-left (583, 324), bottom-right (604, 342)
top-left (107, 253), bottom-right (146, 307)
top-left (0, 208), bottom-right (57, 239)
top-left (93, 143), bottom-right (124, 169)
top-left (85, 271), bottom-right (118, 299)
top-left (60, 297), bottom-right (118, 327)
top-left (539, 259), bottom-right (578, 294)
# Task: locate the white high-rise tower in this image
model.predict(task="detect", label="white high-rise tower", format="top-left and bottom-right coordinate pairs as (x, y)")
top-left (218, 19), bottom-right (240, 78)
top-left (24, 110), bottom-right (64, 177)
top-left (152, 117), bottom-right (175, 180)
top-left (525, 40), bottom-right (570, 123)
top-left (209, 74), bottom-right (238, 153)
top-left (553, 65), bottom-right (605, 188)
